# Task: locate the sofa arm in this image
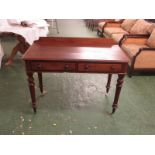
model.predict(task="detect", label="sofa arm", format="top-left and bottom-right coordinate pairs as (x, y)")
top-left (119, 34), bottom-right (149, 46)
top-left (103, 21), bottom-right (122, 28)
top-left (102, 20), bottom-right (124, 32)
top-left (134, 48), bottom-right (155, 69)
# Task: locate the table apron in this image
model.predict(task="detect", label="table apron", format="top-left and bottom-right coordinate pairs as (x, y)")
top-left (26, 61), bottom-right (128, 73)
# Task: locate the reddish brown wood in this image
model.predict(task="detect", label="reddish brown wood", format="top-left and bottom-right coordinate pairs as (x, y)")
top-left (38, 72), bottom-right (43, 94)
top-left (112, 74), bottom-right (125, 114)
top-left (26, 72), bottom-right (37, 113)
top-left (31, 62), bottom-right (76, 72)
top-left (23, 37), bottom-right (129, 114)
top-left (106, 74), bottom-right (112, 93)
top-left (30, 37), bottom-right (116, 47)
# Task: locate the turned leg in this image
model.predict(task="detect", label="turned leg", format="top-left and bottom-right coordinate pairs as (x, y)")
top-left (106, 74), bottom-right (112, 93)
top-left (27, 72), bottom-right (37, 113)
top-left (38, 72), bottom-right (43, 94)
top-left (111, 74), bottom-right (125, 114)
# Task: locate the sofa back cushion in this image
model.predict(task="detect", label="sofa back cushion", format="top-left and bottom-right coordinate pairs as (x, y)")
top-left (147, 29), bottom-right (155, 48)
top-left (130, 19), bottom-right (153, 34)
top-left (121, 19), bottom-right (137, 32)
top-left (147, 23), bottom-right (155, 34)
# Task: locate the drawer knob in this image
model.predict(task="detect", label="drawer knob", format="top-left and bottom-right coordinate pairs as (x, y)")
top-left (110, 66), bottom-right (115, 70)
top-left (84, 65), bottom-right (89, 70)
top-left (37, 64), bottom-right (42, 69)
top-left (64, 64), bottom-right (69, 70)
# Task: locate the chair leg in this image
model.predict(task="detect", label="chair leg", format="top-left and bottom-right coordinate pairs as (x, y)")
top-left (91, 20), bottom-right (95, 31)
top-left (127, 66), bottom-right (133, 77)
top-left (97, 29), bottom-right (100, 36)
top-left (97, 29), bottom-right (104, 37)
top-left (89, 20), bottom-right (94, 31)
top-left (55, 19), bottom-right (59, 34)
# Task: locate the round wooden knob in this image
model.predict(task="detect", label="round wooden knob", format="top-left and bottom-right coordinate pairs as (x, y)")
top-left (110, 66), bottom-right (115, 70)
top-left (85, 65), bottom-right (89, 70)
top-left (64, 64), bottom-right (69, 70)
top-left (37, 64), bottom-right (42, 69)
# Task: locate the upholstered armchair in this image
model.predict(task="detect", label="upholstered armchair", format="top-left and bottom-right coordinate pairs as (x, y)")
top-left (119, 29), bottom-right (155, 77)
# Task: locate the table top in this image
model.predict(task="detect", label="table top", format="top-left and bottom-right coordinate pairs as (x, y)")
top-left (23, 37), bottom-right (129, 63)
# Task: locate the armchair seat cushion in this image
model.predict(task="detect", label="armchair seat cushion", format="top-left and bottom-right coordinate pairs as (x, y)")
top-left (104, 27), bottom-right (128, 37)
top-left (111, 33), bottom-right (125, 43)
top-left (121, 44), bottom-right (149, 58)
top-left (134, 50), bottom-right (155, 69)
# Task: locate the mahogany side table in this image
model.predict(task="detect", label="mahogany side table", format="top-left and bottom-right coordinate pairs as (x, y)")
top-left (23, 37), bottom-right (129, 114)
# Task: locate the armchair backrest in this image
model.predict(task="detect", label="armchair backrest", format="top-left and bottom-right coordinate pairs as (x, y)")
top-left (121, 19), bottom-right (137, 32)
top-left (147, 29), bottom-right (155, 48)
top-left (130, 19), bottom-right (153, 35)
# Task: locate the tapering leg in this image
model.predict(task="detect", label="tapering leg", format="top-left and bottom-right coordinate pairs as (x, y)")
top-left (106, 74), bottom-right (112, 93)
top-left (112, 74), bottom-right (125, 114)
top-left (38, 72), bottom-right (43, 94)
top-left (27, 72), bottom-right (37, 113)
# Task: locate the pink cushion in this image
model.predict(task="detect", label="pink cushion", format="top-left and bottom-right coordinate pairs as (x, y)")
top-left (121, 19), bottom-right (137, 32)
top-left (130, 19), bottom-right (153, 34)
top-left (147, 29), bottom-right (155, 48)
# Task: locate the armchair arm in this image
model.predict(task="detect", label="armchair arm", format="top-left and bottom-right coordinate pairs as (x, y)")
top-left (141, 47), bottom-right (155, 51)
top-left (123, 34), bottom-right (150, 38)
top-left (119, 34), bottom-right (150, 46)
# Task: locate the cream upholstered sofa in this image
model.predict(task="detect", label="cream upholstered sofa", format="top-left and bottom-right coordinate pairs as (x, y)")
top-left (103, 19), bottom-right (154, 43)
top-left (101, 19), bottom-right (155, 76)
top-left (119, 28), bottom-right (155, 76)
top-left (102, 19), bottom-right (136, 42)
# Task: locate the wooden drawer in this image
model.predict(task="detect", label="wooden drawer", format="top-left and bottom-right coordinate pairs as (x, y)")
top-left (31, 62), bottom-right (76, 71)
top-left (78, 63), bottom-right (122, 73)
